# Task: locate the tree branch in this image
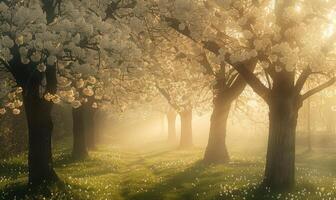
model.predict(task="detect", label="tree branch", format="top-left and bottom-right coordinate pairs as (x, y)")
top-left (198, 53), bottom-right (216, 76)
top-left (227, 72), bottom-right (239, 87)
top-left (294, 68), bottom-right (312, 94)
top-left (264, 70), bottom-right (272, 89)
top-left (164, 16), bottom-right (220, 55)
top-left (202, 40), bottom-right (221, 55)
top-left (227, 60), bottom-right (258, 100)
top-left (300, 77), bottom-right (336, 102)
top-left (226, 74), bottom-right (246, 100)
top-left (231, 59), bottom-right (270, 103)
top-left (155, 84), bottom-right (179, 111)
top-left (164, 17), bottom-right (192, 40)
top-left (42, 0), bottom-right (60, 24)
top-left (164, 16), bottom-right (266, 102)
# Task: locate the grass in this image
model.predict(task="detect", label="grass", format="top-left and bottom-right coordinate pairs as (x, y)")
top-left (0, 137), bottom-right (336, 200)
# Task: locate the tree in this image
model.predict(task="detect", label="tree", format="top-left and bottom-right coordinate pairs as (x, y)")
top-left (0, 0), bottom-right (62, 185)
top-left (157, 0), bottom-right (336, 190)
top-left (322, 87), bottom-right (336, 135)
top-left (166, 107), bottom-right (177, 142)
top-left (199, 53), bottom-right (256, 163)
top-left (0, 0), bottom-right (141, 185)
top-left (72, 106), bottom-right (88, 159)
top-left (0, 75), bottom-right (27, 157)
top-left (130, 0), bottom-right (257, 162)
top-left (306, 96), bottom-right (312, 151)
top-left (149, 50), bottom-right (212, 148)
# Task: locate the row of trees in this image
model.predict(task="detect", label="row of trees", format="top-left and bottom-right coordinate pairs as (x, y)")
top-left (0, 0), bottom-right (142, 186)
top-left (154, 0), bottom-right (336, 189)
top-left (0, 0), bottom-right (335, 191)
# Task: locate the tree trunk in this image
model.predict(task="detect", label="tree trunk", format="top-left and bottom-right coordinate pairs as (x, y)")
top-left (167, 109), bottom-right (177, 142)
top-left (306, 97), bottom-right (312, 151)
top-left (8, 41), bottom-right (59, 186)
top-left (179, 108), bottom-right (193, 148)
top-left (23, 76), bottom-right (58, 186)
top-left (85, 105), bottom-right (97, 150)
top-left (72, 107), bottom-right (88, 159)
top-left (94, 111), bottom-right (105, 139)
top-left (204, 99), bottom-right (231, 163)
top-left (161, 113), bottom-right (165, 134)
top-left (264, 96), bottom-right (299, 190)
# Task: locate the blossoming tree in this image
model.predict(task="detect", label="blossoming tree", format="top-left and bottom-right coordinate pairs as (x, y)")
top-left (157, 0), bottom-right (336, 190)
top-left (130, 0), bottom-right (258, 163)
top-left (0, 0), bottom-right (141, 185)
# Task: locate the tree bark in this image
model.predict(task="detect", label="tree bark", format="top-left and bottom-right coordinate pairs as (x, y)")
top-left (17, 1), bottom-right (60, 186)
top-left (23, 72), bottom-right (58, 186)
top-left (94, 110), bottom-right (105, 139)
top-left (85, 105), bottom-right (97, 150)
top-left (306, 97), bottom-right (312, 151)
top-left (204, 99), bottom-right (231, 163)
top-left (167, 109), bottom-right (177, 142)
top-left (161, 113), bottom-right (165, 135)
top-left (72, 107), bottom-right (88, 159)
top-left (263, 95), bottom-right (299, 190)
top-left (179, 108), bottom-right (193, 148)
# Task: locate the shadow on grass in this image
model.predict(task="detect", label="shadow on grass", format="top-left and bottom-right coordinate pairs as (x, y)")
top-left (227, 159), bottom-right (264, 168)
top-left (0, 180), bottom-right (92, 200)
top-left (54, 152), bottom-right (122, 180)
top-left (0, 161), bottom-right (27, 179)
top-left (54, 153), bottom-right (78, 167)
top-left (54, 152), bottom-right (104, 168)
top-left (296, 148), bottom-right (336, 175)
top-left (121, 158), bottom-right (293, 200)
top-left (126, 149), bottom-right (177, 167)
top-left (121, 160), bottom-right (212, 200)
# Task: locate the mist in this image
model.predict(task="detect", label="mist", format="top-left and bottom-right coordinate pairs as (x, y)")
top-left (1, 0), bottom-right (336, 200)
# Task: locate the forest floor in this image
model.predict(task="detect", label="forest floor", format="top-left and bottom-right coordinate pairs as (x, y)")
top-left (0, 136), bottom-right (336, 200)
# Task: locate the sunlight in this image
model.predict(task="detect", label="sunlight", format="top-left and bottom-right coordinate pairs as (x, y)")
top-left (294, 4), bottom-right (302, 13)
top-left (1, 0), bottom-right (336, 199)
top-left (265, 0), bottom-right (276, 13)
top-left (323, 24), bottom-right (334, 39)
top-left (327, 10), bottom-right (336, 23)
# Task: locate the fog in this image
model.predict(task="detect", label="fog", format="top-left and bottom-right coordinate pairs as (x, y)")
top-left (1, 0), bottom-right (336, 199)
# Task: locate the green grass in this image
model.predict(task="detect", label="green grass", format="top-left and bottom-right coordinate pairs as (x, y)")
top-left (0, 138), bottom-right (336, 200)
